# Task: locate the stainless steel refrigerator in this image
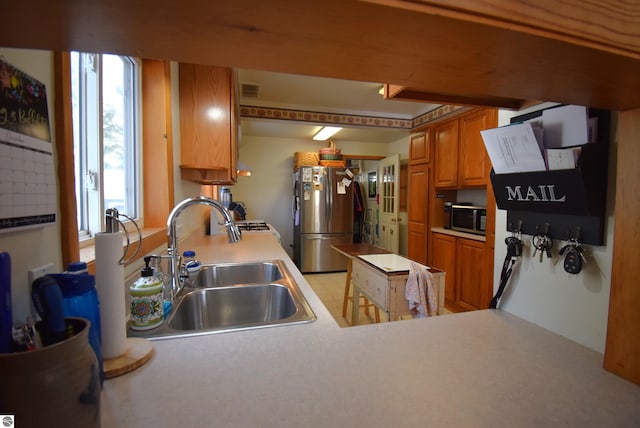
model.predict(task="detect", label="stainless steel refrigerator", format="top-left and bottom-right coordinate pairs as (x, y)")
top-left (293, 166), bottom-right (353, 273)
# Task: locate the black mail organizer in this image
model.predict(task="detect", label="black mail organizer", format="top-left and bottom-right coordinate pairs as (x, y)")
top-left (490, 107), bottom-right (611, 245)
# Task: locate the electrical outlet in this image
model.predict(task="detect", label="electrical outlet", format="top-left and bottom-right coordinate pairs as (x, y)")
top-left (28, 262), bottom-right (55, 285)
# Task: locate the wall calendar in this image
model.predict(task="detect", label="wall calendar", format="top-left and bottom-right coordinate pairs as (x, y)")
top-left (0, 57), bottom-right (56, 232)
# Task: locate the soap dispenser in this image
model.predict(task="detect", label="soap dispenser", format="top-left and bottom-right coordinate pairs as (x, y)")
top-left (129, 256), bottom-right (164, 330)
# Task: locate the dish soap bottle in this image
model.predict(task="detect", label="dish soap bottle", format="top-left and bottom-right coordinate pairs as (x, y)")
top-left (129, 256), bottom-right (164, 330)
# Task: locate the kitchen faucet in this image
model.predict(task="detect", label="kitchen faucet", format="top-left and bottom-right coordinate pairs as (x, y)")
top-left (166, 196), bottom-right (242, 302)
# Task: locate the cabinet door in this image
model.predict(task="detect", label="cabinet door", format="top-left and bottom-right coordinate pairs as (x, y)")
top-left (407, 163), bottom-right (429, 264)
top-left (179, 64), bottom-right (237, 184)
top-left (458, 109), bottom-right (495, 187)
top-left (456, 238), bottom-right (486, 311)
top-left (434, 119), bottom-right (459, 188)
top-left (409, 130), bottom-right (430, 165)
top-left (430, 233), bottom-right (457, 306)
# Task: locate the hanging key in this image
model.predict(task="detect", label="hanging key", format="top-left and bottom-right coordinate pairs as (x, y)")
top-left (532, 233), bottom-right (552, 263)
top-left (561, 234), bottom-right (586, 274)
top-left (563, 246), bottom-right (582, 274)
top-left (545, 239), bottom-right (553, 260)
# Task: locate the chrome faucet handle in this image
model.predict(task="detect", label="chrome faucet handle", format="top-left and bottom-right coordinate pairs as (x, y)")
top-left (224, 221), bottom-right (242, 243)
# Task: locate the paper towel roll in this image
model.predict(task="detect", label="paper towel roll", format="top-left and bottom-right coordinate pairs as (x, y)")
top-left (95, 232), bottom-right (127, 359)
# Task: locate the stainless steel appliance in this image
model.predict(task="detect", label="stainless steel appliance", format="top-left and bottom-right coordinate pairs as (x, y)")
top-left (451, 204), bottom-right (487, 235)
top-left (293, 166), bottom-right (353, 273)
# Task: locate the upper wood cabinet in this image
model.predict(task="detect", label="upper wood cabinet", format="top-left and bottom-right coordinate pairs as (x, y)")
top-left (179, 63), bottom-right (238, 185)
top-left (409, 130), bottom-right (430, 165)
top-left (434, 119), bottom-right (459, 188)
top-left (458, 109), bottom-right (496, 187)
top-left (434, 108), bottom-right (497, 189)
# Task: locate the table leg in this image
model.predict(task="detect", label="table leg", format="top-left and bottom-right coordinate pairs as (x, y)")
top-left (342, 259), bottom-right (352, 319)
top-left (352, 285), bottom-right (360, 326)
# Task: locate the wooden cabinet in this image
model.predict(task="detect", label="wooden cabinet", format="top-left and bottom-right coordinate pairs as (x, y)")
top-left (431, 233), bottom-right (488, 311)
top-left (409, 130), bottom-right (430, 165)
top-left (407, 162), bottom-right (429, 264)
top-left (434, 109), bottom-right (496, 189)
top-left (459, 109), bottom-right (495, 187)
top-left (434, 119), bottom-right (459, 188)
top-left (409, 109), bottom-right (497, 313)
top-left (179, 63), bottom-right (238, 184)
top-left (431, 233), bottom-right (456, 305)
top-left (455, 238), bottom-right (486, 311)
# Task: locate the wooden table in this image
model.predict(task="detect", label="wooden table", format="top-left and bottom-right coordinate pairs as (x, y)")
top-left (331, 244), bottom-right (445, 325)
top-left (331, 244), bottom-right (391, 325)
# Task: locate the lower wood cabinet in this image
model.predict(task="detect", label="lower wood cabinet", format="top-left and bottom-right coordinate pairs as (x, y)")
top-left (431, 233), bottom-right (456, 305)
top-left (430, 232), bottom-right (487, 312)
top-left (455, 238), bottom-right (486, 311)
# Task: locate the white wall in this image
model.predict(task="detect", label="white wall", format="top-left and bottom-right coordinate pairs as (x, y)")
top-left (0, 48), bottom-right (63, 322)
top-left (493, 103), bottom-right (615, 353)
top-left (232, 136), bottom-right (393, 257)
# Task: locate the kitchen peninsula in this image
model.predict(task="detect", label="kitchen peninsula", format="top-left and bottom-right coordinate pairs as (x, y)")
top-left (102, 233), bottom-right (640, 427)
top-left (331, 243), bottom-right (445, 324)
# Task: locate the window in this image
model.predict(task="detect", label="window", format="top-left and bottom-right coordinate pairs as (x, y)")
top-left (71, 52), bottom-right (141, 240)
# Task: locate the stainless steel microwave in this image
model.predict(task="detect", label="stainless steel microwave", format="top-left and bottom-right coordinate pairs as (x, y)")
top-left (451, 204), bottom-right (486, 235)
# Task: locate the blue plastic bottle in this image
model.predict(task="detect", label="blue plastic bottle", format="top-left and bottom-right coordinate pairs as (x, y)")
top-left (0, 252), bottom-right (11, 353)
top-left (51, 262), bottom-right (103, 384)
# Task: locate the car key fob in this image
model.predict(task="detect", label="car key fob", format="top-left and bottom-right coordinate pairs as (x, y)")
top-left (564, 250), bottom-right (582, 274)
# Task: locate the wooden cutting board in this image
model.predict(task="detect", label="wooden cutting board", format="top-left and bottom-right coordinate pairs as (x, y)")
top-left (103, 337), bottom-right (153, 379)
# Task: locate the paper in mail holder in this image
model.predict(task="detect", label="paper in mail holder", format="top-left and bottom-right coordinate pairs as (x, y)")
top-left (480, 123), bottom-right (546, 174)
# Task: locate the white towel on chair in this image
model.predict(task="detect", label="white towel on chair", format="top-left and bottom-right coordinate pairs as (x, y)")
top-left (405, 262), bottom-right (438, 318)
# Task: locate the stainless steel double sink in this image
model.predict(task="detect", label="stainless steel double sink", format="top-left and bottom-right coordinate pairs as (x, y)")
top-left (128, 260), bottom-right (316, 340)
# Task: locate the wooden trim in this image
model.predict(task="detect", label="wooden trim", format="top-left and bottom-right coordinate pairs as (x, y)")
top-left (2, 1), bottom-right (640, 110)
top-left (57, 56), bottom-right (175, 270)
top-left (179, 166), bottom-right (231, 185)
top-left (604, 108), bottom-right (640, 385)
top-left (142, 59), bottom-right (174, 227)
top-left (368, 0), bottom-right (640, 59)
top-left (385, 85), bottom-right (535, 110)
top-left (84, 228), bottom-right (168, 275)
top-left (53, 51), bottom-right (80, 267)
top-left (343, 154), bottom-right (386, 161)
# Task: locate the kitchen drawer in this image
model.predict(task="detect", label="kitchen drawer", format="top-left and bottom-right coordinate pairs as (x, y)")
top-left (352, 260), bottom-right (388, 311)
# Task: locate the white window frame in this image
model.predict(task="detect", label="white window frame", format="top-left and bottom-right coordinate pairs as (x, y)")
top-left (71, 52), bottom-right (143, 245)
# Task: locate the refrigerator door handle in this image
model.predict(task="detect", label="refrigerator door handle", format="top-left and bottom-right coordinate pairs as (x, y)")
top-left (325, 174), bottom-right (331, 231)
top-left (305, 235), bottom-right (340, 240)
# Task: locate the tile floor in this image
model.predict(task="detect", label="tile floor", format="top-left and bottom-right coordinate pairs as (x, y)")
top-left (304, 271), bottom-right (388, 328)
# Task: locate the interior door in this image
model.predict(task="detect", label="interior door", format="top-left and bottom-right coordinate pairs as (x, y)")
top-left (378, 154), bottom-right (400, 253)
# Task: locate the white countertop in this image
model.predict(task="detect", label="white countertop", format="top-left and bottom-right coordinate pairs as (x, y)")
top-left (102, 233), bottom-right (640, 427)
top-left (431, 226), bottom-right (486, 242)
top-left (358, 253), bottom-right (426, 272)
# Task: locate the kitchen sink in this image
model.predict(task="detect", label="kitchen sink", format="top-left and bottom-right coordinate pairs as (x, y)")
top-left (128, 260), bottom-right (315, 340)
top-left (168, 284), bottom-right (296, 330)
top-left (191, 261), bottom-right (283, 287)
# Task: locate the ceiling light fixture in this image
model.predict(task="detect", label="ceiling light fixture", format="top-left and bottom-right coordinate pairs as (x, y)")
top-left (313, 126), bottom-right (343, 141)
